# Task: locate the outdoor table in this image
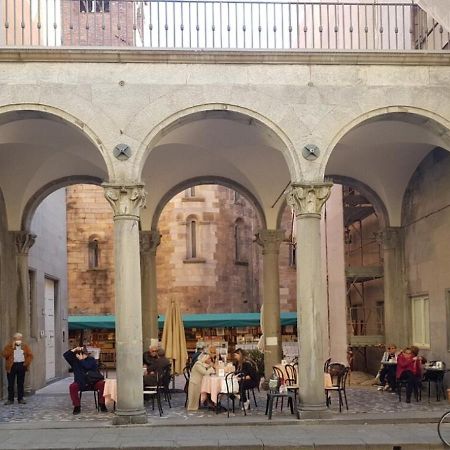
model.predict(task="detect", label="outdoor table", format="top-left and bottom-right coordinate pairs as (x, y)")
top-left (424, 366), bottom-right (447, 401)
top-left (200, 374), bottom-right (224, 405)
top-left (103, 378), bottom-right (117, 407)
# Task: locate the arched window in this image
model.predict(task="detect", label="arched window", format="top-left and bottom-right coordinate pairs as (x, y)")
top-left (88, 238), bottom-right (100, 269)
top-left (186, 218), bottom-right (197, 259)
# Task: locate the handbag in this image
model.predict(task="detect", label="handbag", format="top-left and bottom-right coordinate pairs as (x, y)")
top-left (85, 369), bottom-right (104, 386)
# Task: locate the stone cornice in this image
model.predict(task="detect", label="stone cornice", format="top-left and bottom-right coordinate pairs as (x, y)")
top-left (0, 48), bottom-right (449, 66)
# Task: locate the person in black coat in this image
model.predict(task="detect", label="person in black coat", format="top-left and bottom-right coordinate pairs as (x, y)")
top-left (63, 347), bottom-right (107, 415)
top-left (233, 348), bottom-right (259, 410)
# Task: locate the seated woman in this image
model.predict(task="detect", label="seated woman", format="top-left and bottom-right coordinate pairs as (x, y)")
top-left (233, 348), bottom-right (259, 410)
top-left (378, 344), bottom-right (399, 391)
top-left (187, 353), bottom-right (215, 411)
top-left (396, 347), bottom-right (422, 403)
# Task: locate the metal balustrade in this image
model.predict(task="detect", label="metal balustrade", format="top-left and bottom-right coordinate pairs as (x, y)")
top-left (1, 0), bottom-right (449, 50)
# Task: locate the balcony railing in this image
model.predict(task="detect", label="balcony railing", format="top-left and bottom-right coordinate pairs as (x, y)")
top-left (1, 0), bottom-right (449, 51)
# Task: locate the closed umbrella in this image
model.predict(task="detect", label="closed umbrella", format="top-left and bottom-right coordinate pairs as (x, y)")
top-left (161, 300), bottom-right (188, 375)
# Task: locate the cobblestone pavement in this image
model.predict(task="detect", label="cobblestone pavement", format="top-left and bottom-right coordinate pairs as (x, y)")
top-left (0, 373), bottom-right (448, 424)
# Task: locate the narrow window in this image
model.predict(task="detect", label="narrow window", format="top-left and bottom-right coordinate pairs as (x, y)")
top-left (187, 219), bottom-right (197, 259)
top-left (411, 295), bottom-right (430, 348)
top-left (88, 238), bottom-right (100, 269)
top-left (184, 186), bottom-right (196, 198)
top-left (80, 0), bottom-right (110, 13)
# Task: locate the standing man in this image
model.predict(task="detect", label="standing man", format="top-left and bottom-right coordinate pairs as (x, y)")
top-left (2, 332), bottom-right (33, 405)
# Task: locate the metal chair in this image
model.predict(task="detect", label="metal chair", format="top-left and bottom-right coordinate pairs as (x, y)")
top-left (182, 365), bottom-right (191, 408)
top-left (79, 386), bottom-right (99, 411)
top-left (143, 371), bottom-right (164, 416)
top-left (325, 363), bottom-right (349, 412)
top-left (216, 372), bottom-right (245, 418)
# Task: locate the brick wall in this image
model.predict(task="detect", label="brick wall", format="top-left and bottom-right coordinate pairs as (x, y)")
top-left (66, 184), bottom-right (115, 314)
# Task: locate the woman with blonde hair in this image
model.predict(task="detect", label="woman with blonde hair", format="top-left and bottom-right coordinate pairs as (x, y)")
top-left (187, 353), bottom-right (215, 411)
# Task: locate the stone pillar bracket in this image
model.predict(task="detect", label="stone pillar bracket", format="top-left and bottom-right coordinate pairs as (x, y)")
top-left (255, 229), bottom-right (285, 255)
top-left (139, 229), bottom-right (161, 254)
top-left (103, 184), bottom-right (146, 219)
top-left (286, 182), bottom-right (333, 218)
top-left (13, 231), bottom-right (37, 255)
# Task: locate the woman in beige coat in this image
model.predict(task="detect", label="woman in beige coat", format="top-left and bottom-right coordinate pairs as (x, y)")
top-left (187, 354), bottom-right (215, 411)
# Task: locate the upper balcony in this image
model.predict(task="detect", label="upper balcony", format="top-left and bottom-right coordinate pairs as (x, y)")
top-left (0, 0), bottom-right (449, 56)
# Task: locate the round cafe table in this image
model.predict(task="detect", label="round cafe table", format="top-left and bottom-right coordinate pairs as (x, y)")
top-left (200, 375), bottom-right (224, 404)
top-left (103, 378), bottom-right (117, 407)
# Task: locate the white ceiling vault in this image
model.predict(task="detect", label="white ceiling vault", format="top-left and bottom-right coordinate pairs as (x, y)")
top-left (140, 111), bottom-right (292, 230)
top-left (0, 111), bottom-right (108, 230)
top-left (325, 113), bottom-right (450, 227)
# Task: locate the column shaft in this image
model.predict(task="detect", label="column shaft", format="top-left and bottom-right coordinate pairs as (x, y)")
top-left (140, 230), bottom-right (160, 350)
top-left (382, 227), bottom-right (408, 348)
top-left (256, 230), bottom-right (284, 380)
top-left (104, 184), bottom-right (147, 424)
top-left (287, 182), bottom-right (332, 415)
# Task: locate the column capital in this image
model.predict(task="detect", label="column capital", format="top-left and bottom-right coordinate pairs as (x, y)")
top-left (103, 184), bottom-right (146, 219)
top-left (139, 229), bottom-right (161, 255)
top-left (286, 182), bottom-right (333, 218)
top-left (255, 229), bottom-right (285, 255)
top-left (12, 231), bottom-right (36, 255)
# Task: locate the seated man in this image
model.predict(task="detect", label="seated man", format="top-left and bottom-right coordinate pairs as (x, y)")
top-left (143, 345), bottom-right (158, 372)
top-left (63, 346), bottom-right (107, 415)
top-left (143, 347), bottom-right (171, 387)
top-left (378, 344), bottom-right (399, 391)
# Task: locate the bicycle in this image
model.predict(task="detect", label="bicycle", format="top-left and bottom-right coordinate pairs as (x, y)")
top-left (438, 410), bottom-right (450, 447)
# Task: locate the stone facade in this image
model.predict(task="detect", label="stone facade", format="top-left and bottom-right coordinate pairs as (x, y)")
top-left (66, 184), bottom-right (114, 315)
top-left (65, 184), bottom-right (301, 316)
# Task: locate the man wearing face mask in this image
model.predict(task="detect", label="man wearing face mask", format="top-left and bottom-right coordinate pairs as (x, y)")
top-left (2, 332), bottom-right (33, 405)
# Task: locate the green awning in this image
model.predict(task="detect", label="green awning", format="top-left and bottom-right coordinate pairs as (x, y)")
top-left (68, 312), bottom-right (297, 330)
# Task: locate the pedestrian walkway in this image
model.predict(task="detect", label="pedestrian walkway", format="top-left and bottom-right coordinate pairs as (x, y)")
top-left (0, 372), bottom-right (449, 448)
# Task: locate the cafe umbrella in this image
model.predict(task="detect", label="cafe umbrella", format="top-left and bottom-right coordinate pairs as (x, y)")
top-left (161, 299), bottom-right (188, 376)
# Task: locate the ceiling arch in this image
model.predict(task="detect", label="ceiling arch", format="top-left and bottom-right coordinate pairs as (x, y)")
top-left (141, 106), bottom-right (294, 229)
top-left (324, 108), bottom-right (450, 226)
top-left (0, 108), bottom-right (109, 229)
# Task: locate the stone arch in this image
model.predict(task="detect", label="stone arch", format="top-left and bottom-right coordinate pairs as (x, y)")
top-left (328, 176), bottom-right (390, 229)
top-left (0, 103), bottom-right (115, 180)
top-left (321, 105), bottom-right (450, 176)
top-left (150, 176), bottom-right (267, 231)
top-left (135, 103), bottom-right (301, 181)
top-left (21, 175), bottom-right (103, 230)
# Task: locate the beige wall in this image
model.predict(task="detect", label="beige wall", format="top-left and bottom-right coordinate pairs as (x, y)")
top-left (28, 189), bottom-right (68, 388)
top-left (403, 148), bottom-right (450, 364)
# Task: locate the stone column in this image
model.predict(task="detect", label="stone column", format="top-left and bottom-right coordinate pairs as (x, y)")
top-left (13, 231), bottom-right (36, 394)
top-left (256, 229), bottom-right (284, 380)
top-left (140, 229), bottom-right (161, 351)
top-left (13, 231), bottom-right (36, 339)
top-left (379, 227), bottom-right (408, 348)
top-left (104, 184), bottom-right (147, 424)
top-left (287, 182), bottom-right (332, 416)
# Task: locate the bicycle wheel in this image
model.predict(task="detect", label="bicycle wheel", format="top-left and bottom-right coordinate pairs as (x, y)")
top-left (438, 410), bottom-right (450, 447)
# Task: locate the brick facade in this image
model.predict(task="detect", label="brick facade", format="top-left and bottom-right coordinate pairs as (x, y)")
top-left (66, 184), bottom-right (298, 317)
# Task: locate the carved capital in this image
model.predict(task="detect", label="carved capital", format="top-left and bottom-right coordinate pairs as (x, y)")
top-left (13, 231), bottom-right (36, 255)
top-left (286, 182), bottom-right (333, 218)
top-left (255, 229), bottom-right (285, 255)
top-left (103, 184), bottom-right (146, 219)
top-left (140, 230), bottom-right (161, 254)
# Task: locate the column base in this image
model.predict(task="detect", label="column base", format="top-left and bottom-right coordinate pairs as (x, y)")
top-left (298, 401), bottom-right (329, 420)
top-left (113, 409), bottom-right (147, 425)
top-left (299, 408), bottom-right (332, 420)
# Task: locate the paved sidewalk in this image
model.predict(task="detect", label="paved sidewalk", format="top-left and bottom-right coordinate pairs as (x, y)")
top-left (0, 422), bottom-right (447, 449)
top-left (0, 373), bottom-right (448, 448)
